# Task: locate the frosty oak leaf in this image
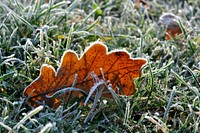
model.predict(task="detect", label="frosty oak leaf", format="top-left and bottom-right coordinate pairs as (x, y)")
top-left (24, 41), bottom-right (147, 108)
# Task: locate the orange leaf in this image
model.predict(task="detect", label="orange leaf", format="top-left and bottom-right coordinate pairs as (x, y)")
top-left (165, 22), bottom-right (182, 40)
top-left (136, 0), bottom-right (148, 10)
top-left (24, 41), bottom-right (147, 108)
top-left (158, 13), bottom-right (182, 40)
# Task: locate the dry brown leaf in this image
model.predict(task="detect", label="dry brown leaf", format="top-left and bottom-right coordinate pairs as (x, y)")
top-left (158, 13), bottom-right (182, 40)
top-left (24, 41), bottom-right (147, 108)
top-left (136, 0), bottom-right (149, 9)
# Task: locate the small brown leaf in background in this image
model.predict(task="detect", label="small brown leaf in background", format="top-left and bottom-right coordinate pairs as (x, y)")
top-left (158, 13), bottom-right (182, 40)
top-left (136, 0), bottom-right (149, 10)
top-left (24, 41), bottom-right (147, 108)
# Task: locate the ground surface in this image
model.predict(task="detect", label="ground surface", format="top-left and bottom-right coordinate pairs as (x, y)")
top-left (0, 0), bottom-right (200, 132)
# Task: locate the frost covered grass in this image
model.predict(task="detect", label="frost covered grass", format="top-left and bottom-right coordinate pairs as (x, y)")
top-left (0, 0), bottom-right (200, 132)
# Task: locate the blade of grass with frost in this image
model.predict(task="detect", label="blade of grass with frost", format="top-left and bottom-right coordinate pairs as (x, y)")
top-left (0, 122), bottom-right (12, 132)
top-left (0, 2), bottom-right (34, 30)
top-left (14, 0), bottom-right (23, 14)
top-left (194, 122), bottom-right (199, 133)
top-left (16, 73), bottom-right (33, 82)
top-left (187, 36), bottom-right (196, 54)
top-left (46, 87), bottom-right (86, 98)
top-left (90, 104), bottom-right (106, 121)
top-left (38, 1), bottom-right (69, 18)
top-left (16, 39), bottom-right (35, 59)
top-left (172, 69), bottom-right (199, 98)
top-left (65, 0), bottom-right (79, 12)
top-left (84, 81), bottom-right (105, 106)
top-left (123, 99), bottom-right (130, 125)
top-left (66, 23), bottom-right (74, 50)
top-left (84, 82), bottom-right (106, 122)
top-left (84, 87), bottom-right (104, 123)
top-left (0, 13), bottom-right (10, 29)
top-left (39, 123), bottom-right (53, 133)
top-left (51, 1), bottom-right (69, 10)
top-left (144, 59), bottom-right (154, 106)
top-left (107, 84), bottom-right (120, 104)
top-left (145, 115), bottom-right (162, 128)
top-left (9, 27), bottom-right (18, 44)
top-left (145, 115), bottom-right (167, 133)
top-left (152, 61), bottom-right (174, 75)
top-left (33, 0), bottom-right (41, 12)
top-left (171, 69), bottom-right (188, 87)
top-left (12, 106), bottom-right (43, 131)
top-left (107, 85), bottom-right (124, 115)
top-left (39, 29), bottom-right (44, 47)
top-left (0, 97), bottom-right (14, 108)
top-left (138, 36), bottom-right (144, 57)
top-left (72, 110), bottom-right (81, 126)
top-left (44, 30), bottom-right (50, 51)
top-left (37, 113), bottom-right (55, 122)
top-left (76, 7), bottom-right (100, 30)
top-left (183, 65), bottom-right (200, 88)
top-left (178, 19), bottom-right (187, 38)
top-left (63, 102), bottom-right (78, 114)
top-left (86, 16), bottom-right (101, 31)
top-left (0, 58), bottom-right (26, 67)
top-left (177, 113), bottom-right (192, 132)
top-left (163, 87), bottom-right (176, 123)
top-left (0, 71), bottom-right (15, 82)
top-left (94, 83), bottom-right (105, 102)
